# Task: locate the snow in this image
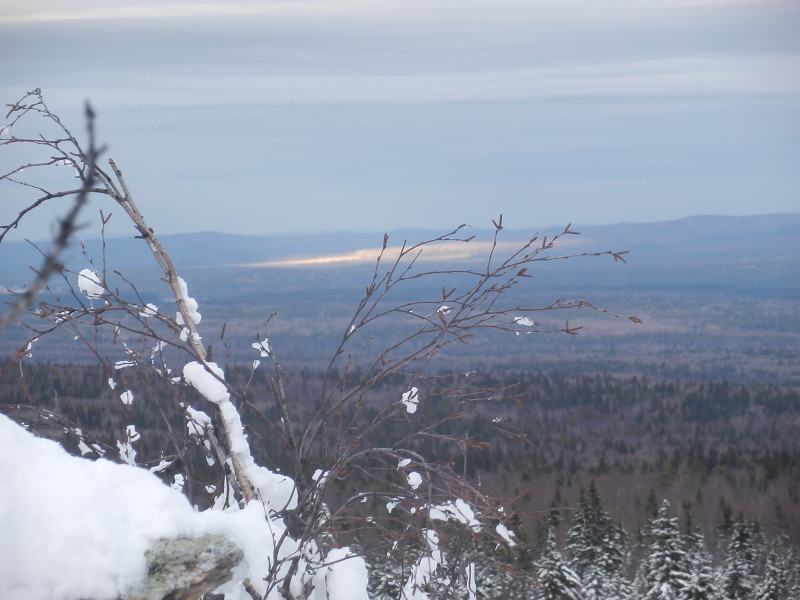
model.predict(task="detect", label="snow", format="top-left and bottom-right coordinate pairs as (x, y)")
top-left (23, 337), bottom-right (37, 357)
top-left (77, 268), bottom-right (104, 300)
top-left (465, 563), bottom-right (477, 600)
top-left (407, 471), bottom-right (423, 490)
top-left (429, 498), bottom-right (481, 532)
top-left (513, 315), bottom-right (536, 327)
top-left (251, 337), bottom-right (270, 357)
top-left (312, 547), bottom-right (370, 600)
top-left (185, 405), bottom-right (212, 436)
top-left (73, 429), bottom-right (93, 457)
top-left (401, 387), bottom-right (419, 413)
top-left (402, 529), bottom-right (444, 600)
top-left (495, 522), bottom-right (517, 547)
top-left (175, 276), bottom-right (201, 325)
top-left (0, 413), bottom-right (206, 600)
top-left (116, 424), bottom-right (140, 465)
top-left (183, 360), bottom-right (298, 512)
top-left (77, 439), bottom-right (92, 456)
top-left (139, 303), bottom-right (158, 318)
top-left (183, 361), bottom-right (228, 405)
top-left (119, 390), bottom-right (134, 405)
top-left (0, 413), bottom-right (325, 600)
top-left (171, 473), bottom-right (185, 492)
top-left (0, 345), bottom-right (381, 600)
top-left (246, 458), bottom-right (298, 512)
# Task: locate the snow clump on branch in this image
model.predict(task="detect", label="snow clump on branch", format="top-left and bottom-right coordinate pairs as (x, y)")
top-left (77, 268), bottom-right (104, 300)
top-left (312, 547), bottom-right (370, 600)
top-left (175, 276), bottom-right (201, 325)
top-left (429, 498), bottom-right (482, 532)
top-left (252, 336), bottom-right (270, 357)
top-left (183, 361), bottom-right (228, 405)
top-left (138, 303), bottom-right (158, 318)
top-left (182, 360), bottom-right (297, 511)
top-left (407, 471), bottom-right (423, 490)
top-left (401, 387), bottom-right (420, 414)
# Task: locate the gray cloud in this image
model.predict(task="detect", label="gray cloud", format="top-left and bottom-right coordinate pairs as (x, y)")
top-left (1, 0), bottom-right (798, 238)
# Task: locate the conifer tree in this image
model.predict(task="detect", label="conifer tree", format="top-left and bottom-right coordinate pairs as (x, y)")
top-left (753, 550), bottom-right (784, 600)
top-left (468, 514), bottom-right (535, 600)
top-left (473, 536), bottom-right (512, 600)
top-left (535, 528), bottom-right (583, 600)
top-left (603, 570), bottom-right (634, 600)
top-left (565, 482), bottom-right (616, 575)
top-left (778, 542), bottom-right (800, 600)
top-left (368, 533), bottom-right (422, 600)
top-left (565, 481), bottom-right (625, 599)
top-left (720, 518), bottom-right (755, 600)
top-left (680, 528), bottom-right (718, 600)
top-left (643, 500), bottom-right (690, 600)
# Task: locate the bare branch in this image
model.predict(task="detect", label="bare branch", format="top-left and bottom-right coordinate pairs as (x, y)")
top-left (0, 97), bottom-right (100, 331)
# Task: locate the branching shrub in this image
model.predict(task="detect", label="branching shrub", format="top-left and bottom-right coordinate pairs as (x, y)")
top-left (0, 89), bottom-right (639, 600)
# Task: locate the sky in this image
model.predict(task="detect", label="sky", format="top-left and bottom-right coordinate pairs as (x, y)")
top-left (1, 0), bottom-right (799, 239)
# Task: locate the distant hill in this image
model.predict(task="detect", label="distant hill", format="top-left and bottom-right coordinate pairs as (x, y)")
top-left (3, 213), bottom-right (798, 299)
top-left (3, 214), bottom-right (799, 382)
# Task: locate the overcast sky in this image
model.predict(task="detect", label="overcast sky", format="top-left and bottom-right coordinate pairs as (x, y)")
top-left (1, 0), bottom-right (799, 238)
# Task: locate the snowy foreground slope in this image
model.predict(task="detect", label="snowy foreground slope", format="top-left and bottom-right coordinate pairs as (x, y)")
top-left (0, 413), bottom-right (367, 600)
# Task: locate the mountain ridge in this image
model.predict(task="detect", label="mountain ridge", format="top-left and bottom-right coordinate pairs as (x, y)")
top-left (2, 213), bottom-right (798, 300)
top-left (4, 212), bottom-right (798, 267)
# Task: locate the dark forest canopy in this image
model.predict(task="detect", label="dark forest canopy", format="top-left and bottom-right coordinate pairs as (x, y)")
top-left (4, 364), bottom-right (797, 540)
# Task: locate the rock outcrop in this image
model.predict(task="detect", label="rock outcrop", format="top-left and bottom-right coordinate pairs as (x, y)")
top-left (121, 534), bottom-right (243, 600)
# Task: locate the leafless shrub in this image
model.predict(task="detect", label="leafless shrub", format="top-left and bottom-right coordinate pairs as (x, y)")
top-left (1, 90), bottom-right (639, 599)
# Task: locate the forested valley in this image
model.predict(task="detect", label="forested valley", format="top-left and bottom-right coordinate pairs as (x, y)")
top-left (3, 360), bottom-right (798, 598)
top-left (2, 208), bottom-right (798, 599)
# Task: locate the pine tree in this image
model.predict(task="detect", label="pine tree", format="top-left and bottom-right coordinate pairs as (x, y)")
top-left (753, 549), bottom-right (785, 600)
top-left (453, 514), bottom-right (534, 600)
top-left (680, 528), bottom-right (718, 600)
top-left (643, 500), bottom-right (690, 600)
top-left (535, 528), bottom-right (583, 600)
top-left (368, 533), bottom-right (422, 600)
top-left (777, 541), bottom-right (800, 600)
top-left (473, 534), bottom-right (515, 600)
top-left (719, 518), bottom-right (755, 600)
top-left (367, 547), bottom-right (403, 600)
top-left (603, 570), bottom-right (634, 600)
top-left (565, 482), bottom-right (620, 576)
top-left (564, 481), bottom-right (626, 599)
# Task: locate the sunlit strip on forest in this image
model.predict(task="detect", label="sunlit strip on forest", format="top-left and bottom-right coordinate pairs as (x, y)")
top-left (238, 240), bottom-right (529, 268)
